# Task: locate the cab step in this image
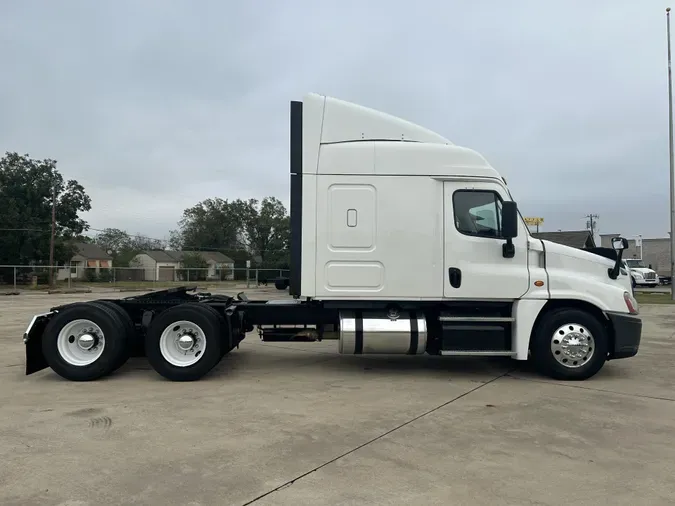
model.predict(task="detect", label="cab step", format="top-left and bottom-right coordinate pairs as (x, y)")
top-left (438, 309), bottom-right (514, 354)
top-left (440, 350), bottom-right (514, 356)
top-left (439, 316), bottom-right (515, 323)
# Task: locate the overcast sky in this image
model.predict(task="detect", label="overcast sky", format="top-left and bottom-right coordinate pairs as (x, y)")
top-left (1, 0), bottom-right (672, 241)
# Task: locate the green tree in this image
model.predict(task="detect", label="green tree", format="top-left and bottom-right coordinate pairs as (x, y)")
top-left (0, 152), bottom-right (91, 266)
top-left (170, 196), bottom-right (290, 268)
top-left (94, 228), bottom-right (165, 267)
top-left (94, 228), bottom-right (131, 257)
top-left (130, 233), bottom-right (165, 252)
top-left (177, 252), bottom-right (209, 281)
top-left (233, 197), bottom-right (290, 267)
top-left (170, 198), bottom-right (241, 251)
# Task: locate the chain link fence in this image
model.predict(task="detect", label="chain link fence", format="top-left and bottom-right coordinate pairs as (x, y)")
top-left (0, 265), bottom-right (290, 291)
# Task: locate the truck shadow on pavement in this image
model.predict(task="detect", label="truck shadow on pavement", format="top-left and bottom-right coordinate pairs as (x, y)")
top-left (25, 347), bottom-right (632, 384)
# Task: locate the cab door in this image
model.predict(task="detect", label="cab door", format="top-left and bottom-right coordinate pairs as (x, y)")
top-left (443, 181), bottom-right (530, 299)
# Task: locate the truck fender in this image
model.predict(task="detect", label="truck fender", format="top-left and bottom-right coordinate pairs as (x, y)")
top-left (512, 300), bottom-right (547, 360)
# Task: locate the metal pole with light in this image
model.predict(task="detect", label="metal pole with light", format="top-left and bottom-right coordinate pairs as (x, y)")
top-left (667, 8), bottom-right (675, 300)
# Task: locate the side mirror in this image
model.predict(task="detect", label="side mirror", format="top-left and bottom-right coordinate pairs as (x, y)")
top-left (501, 201), bottom-right (519, 239)
top-left (501, 201), bottom-right (518, 259)
top-left (611, 237), bottom-right (628, 251)
top-left (608, 237), bottom-right (629, 280)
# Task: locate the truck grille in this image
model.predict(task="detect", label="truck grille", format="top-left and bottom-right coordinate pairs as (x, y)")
top-left (644, 272), bottom-right (656, 280)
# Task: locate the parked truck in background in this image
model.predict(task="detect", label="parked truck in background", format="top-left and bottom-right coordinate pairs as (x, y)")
top-left (623, 259), bottom-right (660, 288)
top-left (22, 93), bottom-right (642, 383)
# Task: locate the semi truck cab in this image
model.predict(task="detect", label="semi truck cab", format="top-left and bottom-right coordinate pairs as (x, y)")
top-left (22, 93), bottom-right (642, 383)
top-left (624, 259), bottom-right (659, 287)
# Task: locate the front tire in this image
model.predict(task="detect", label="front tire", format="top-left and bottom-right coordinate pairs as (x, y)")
top-left (145, 303), bottom-right (224, 381)
top-left (530, 308), bottom-right (608, 381)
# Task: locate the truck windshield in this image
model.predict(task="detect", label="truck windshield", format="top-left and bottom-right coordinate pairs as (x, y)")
top-left (626, 259), bottom-right (646, 269)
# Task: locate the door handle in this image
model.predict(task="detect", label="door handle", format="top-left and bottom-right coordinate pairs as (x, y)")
top-left (448, 268), bottom-right (462, 288)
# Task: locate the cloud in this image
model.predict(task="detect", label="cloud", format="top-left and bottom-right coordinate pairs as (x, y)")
top-left (0, 0), bottom-right (671, 239)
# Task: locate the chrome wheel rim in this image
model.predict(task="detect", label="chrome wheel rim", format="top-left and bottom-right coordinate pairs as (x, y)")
top-left (551, 323), bottom-right (594, 368)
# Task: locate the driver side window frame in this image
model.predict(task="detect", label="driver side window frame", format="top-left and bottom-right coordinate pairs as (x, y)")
top-left (452, 189), bottom-right (504, 239)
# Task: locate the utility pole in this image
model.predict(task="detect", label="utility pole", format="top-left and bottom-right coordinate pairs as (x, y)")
top-left (585, 213), bottom-right (599, 235)
top-left (667, 8), bottom-right (675, 300)
top-left (48, 183), bottom-right (57, 287)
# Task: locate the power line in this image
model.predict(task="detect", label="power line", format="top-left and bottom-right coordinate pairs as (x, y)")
top-left (83, 227), bottom-right (289, 254)
top-left (585, 213), bottom-right (599, 235)
top-left (0, 228), bottom-right (49, 232)
top-left (0, 194), bottom-right (288, 252)
top-left (0, 225), bottom-right (289, 252)
top-left (0, 225), bottom-right (289, 253)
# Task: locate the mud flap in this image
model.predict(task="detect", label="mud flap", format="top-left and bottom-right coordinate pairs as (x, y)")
top-left (24, 314), bottom-right (52, 375)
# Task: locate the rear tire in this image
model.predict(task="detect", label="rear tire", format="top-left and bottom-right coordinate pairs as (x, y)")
top-left (42, 302), bottom-right (129, 381)
top-left (58, 301), bottom-right (134, 369)
top-left (95, 301), bottom-right (135, 368)
top-left (274, 278), bottom-right (289, 290)
top-left (145, 303), bottom-right (224, 381)
top-left (198, 304), bottom-right (232, 355)
top-left (530, 308), bottom-right (608, 381)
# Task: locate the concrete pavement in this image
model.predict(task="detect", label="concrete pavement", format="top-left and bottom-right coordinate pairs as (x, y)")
top-left (1, 291), bottom-right (674, 505)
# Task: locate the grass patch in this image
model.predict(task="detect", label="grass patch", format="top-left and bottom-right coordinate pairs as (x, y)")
top-left (635, 292), bottom-right (675, 304)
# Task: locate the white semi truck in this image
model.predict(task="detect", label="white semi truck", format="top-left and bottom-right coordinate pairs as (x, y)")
top-left (22, 93), bottom-right (642, 382)
top-left (623, 259), bottom-right (660, 288)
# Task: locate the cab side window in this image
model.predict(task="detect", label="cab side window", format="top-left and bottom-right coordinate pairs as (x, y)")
top-left (453, 190), bottom-right (503, 238)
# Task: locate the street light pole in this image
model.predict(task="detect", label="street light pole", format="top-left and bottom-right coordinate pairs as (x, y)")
top-left (48, 183), bottom-right (57, 287)
top-left (667, 8), bottom-right (675, 300)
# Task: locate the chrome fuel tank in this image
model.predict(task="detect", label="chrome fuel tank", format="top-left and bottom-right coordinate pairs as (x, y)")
top-left (338, 310), bottom-right (427, 355)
